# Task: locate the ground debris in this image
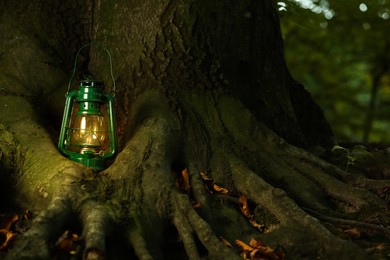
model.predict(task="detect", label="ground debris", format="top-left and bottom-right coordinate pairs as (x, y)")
top-left (235, 238), bottom-right (284, 260)
top-left (0, 210), bottom-right (32, 251)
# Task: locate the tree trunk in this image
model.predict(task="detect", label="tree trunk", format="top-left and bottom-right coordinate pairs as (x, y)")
top-left (0, 0), bottom-right (389, 259)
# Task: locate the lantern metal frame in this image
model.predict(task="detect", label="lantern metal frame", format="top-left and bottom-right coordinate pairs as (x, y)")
top-left (58, 42), bottom-right (117, 171)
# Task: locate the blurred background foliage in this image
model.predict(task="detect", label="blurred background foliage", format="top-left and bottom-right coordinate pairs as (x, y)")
top-left (278, 0), bottom-right (390, 144)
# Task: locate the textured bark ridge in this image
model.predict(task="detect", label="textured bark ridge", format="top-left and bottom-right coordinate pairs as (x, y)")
top-left (0, 0), bottom-right (389, 259)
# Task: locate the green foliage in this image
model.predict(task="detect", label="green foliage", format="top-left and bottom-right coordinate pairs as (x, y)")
top-left (278, 0), bottom-right (390, 143)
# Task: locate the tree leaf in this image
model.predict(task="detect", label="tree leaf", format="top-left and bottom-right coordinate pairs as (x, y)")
top-left (200, 172), bottom-right (215, 194)
top-left (219, 236), bottom-right (233, 248)
top-left (200, 172), bottom-right (212, 181)
top-left (55, 230), bottom-right (80, 255)
top-left (249, 238), bottom-right (274, 254)
top-left (0, 229), bottom-right (17, 250)
top-left (0, 214), bottom-right (19, 231)
top-left (181, 168), bottom-right (191, 192)
top-left (235, 239), bottom-right (254, 252)
top-left (344, 228), bottom-right (361, 239)
top-left (199, 172), bottom-right (230, 194)
top-left (192, 201), bottom-right (203, 209)
top-left (248, 219), bottom-right (266, 232)
top-left (239, 195), bottom-right (252, 218)
top-left (234, 238), bottom-right (285, 260)
top-left (213, 183), bottom-right (229, 194)
top-left (23, 210), bottom-right (33, 220)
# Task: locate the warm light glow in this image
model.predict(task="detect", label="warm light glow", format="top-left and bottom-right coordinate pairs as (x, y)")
top-left (80, 117), bottom-right (86, 135)
top-left (69, 114), bottom-right (109, 154)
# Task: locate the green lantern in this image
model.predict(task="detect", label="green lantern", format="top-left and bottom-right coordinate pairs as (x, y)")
top-left (58, 43), bottom-right (117, 171)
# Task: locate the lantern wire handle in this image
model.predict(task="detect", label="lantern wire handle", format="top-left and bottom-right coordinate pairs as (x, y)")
top-left (67, 41), bottom-right (116, 96)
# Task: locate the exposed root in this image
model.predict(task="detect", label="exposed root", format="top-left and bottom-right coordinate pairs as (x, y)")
top-left (284, 156), bottom-right (386, 212)
top-left (216, 95), bottom-right (387, 212)
top-left (80, 200), bottom-right (113, 257)
top-left (303, 207), bottom-right (390, 239)
top-left (5, 196), bottom-right (73, 259)
top-left (229, 155), bottom-right (367, 258)
top-left (172, 192), bottom-right (201, 259)
top-left (127, 226), bottom-right (153, 260)
top-left (172, 192), bottom-right (239, 259)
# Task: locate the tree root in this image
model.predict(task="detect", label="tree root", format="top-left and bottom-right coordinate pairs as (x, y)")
top-left (303, 207), bottom-right (390, 239)
top-left (172, 192), bottom-right (240, 260)
top-left (80, 201), bottom-right (112, 259)
top-left (172, 194), bottom-right (201, 259)
top-left (2, 90), bottom-right (389, 259)
top-left (5, 196), bottom-right (73, 259)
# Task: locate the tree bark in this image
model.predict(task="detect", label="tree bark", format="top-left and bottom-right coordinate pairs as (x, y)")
top-left (0, 0), bottom-right (389, 259)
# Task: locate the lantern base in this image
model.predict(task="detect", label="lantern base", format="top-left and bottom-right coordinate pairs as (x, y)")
top-left (69, 154), bottom-right (106, 171)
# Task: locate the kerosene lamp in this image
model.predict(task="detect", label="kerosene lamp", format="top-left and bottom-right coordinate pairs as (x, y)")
top-left (58, 43), bottom-right (117, 170)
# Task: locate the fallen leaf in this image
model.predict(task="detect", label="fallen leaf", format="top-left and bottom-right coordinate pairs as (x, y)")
top-left (200, 172), bottom-right (230, 194)
top-left (55, 230), bottom-right (80, 255)
top-left (376, 243), bottom-right (385, 250)
top-left (0, 214), bottom-right (20, 251)
top-left (213, 183), bottom-right (229, 194)
top-left (200, 172), bottom-right (212, 181)
top-left (200, 172), bottom-right (215, 194)
top-left (236, 238), bottom-right (285, 260)
top-left (0, 230), bottom-right (17, 250)
top-left (220, 236), bottom-right (233, 248)
top-left (344, 228), bottom-right (361, 239)
top-left (0, 210), bottom-right (34, 251)
top-left (23, 210), bottom-right (33, 220)
top-left (249, 219), bottom-right (266, 232)
top-left (192, 202), bottom-right (203, 209)
top-left (0, 214), bottom-right (19, 231)
top-left (239, 195), bottom-right (252, 218)
top-left (235, 239), bottom-right (254, 252)
top-left (181, 168), bottom-right (191, 193)
top-left (249, 238), bottom-right (274, 254)
top-left (238, 195), bottom-right (269, 233)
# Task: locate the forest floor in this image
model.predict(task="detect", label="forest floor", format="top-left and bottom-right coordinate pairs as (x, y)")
top-left (0, 143), bottom-right (389, 259)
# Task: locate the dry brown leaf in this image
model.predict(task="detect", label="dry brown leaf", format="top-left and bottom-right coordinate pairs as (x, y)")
top-left (213, 183), bottom-right (229, 194)
top-left (344, 228), bottom-right (361, 239)
top-left (249, 239), bottom-right (274, 254)
top-left (0, 213), bottom-right (20, 251)
top-left (200, 172), bottom-right (215, 194)
top-left (235, 239), bottom-right (254, 252)
top-left (236, 238), bottom-right (284, 260)
top-left (238, 195), bottom-right (269, 233)
top-left (0, 229), bottom-right (17, 250)
top-left (0, 210), bottom-right (35, 251)
top-left (249, 219), bottom-right (266, 232)
top-left (0, 214), bottom-right (19, 231)
top-left (376, 243), bottom-right (385, 250)
top-left (220, 236), bottom-right (233, 248)
top-left (239, 195), bottom-right (252, 218)
top-left (55, 230), bottom-right (80, 254)
top-left (200, 172), bottom-right (212, 181)
top-left (23, 210), bottom-right (33, 220)
top-left (200, 172), bottom-right (229, 194)
top-left (192, 202), bottom-right (203, 209)
top-left (181, 168), bottom-right (191, 192)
